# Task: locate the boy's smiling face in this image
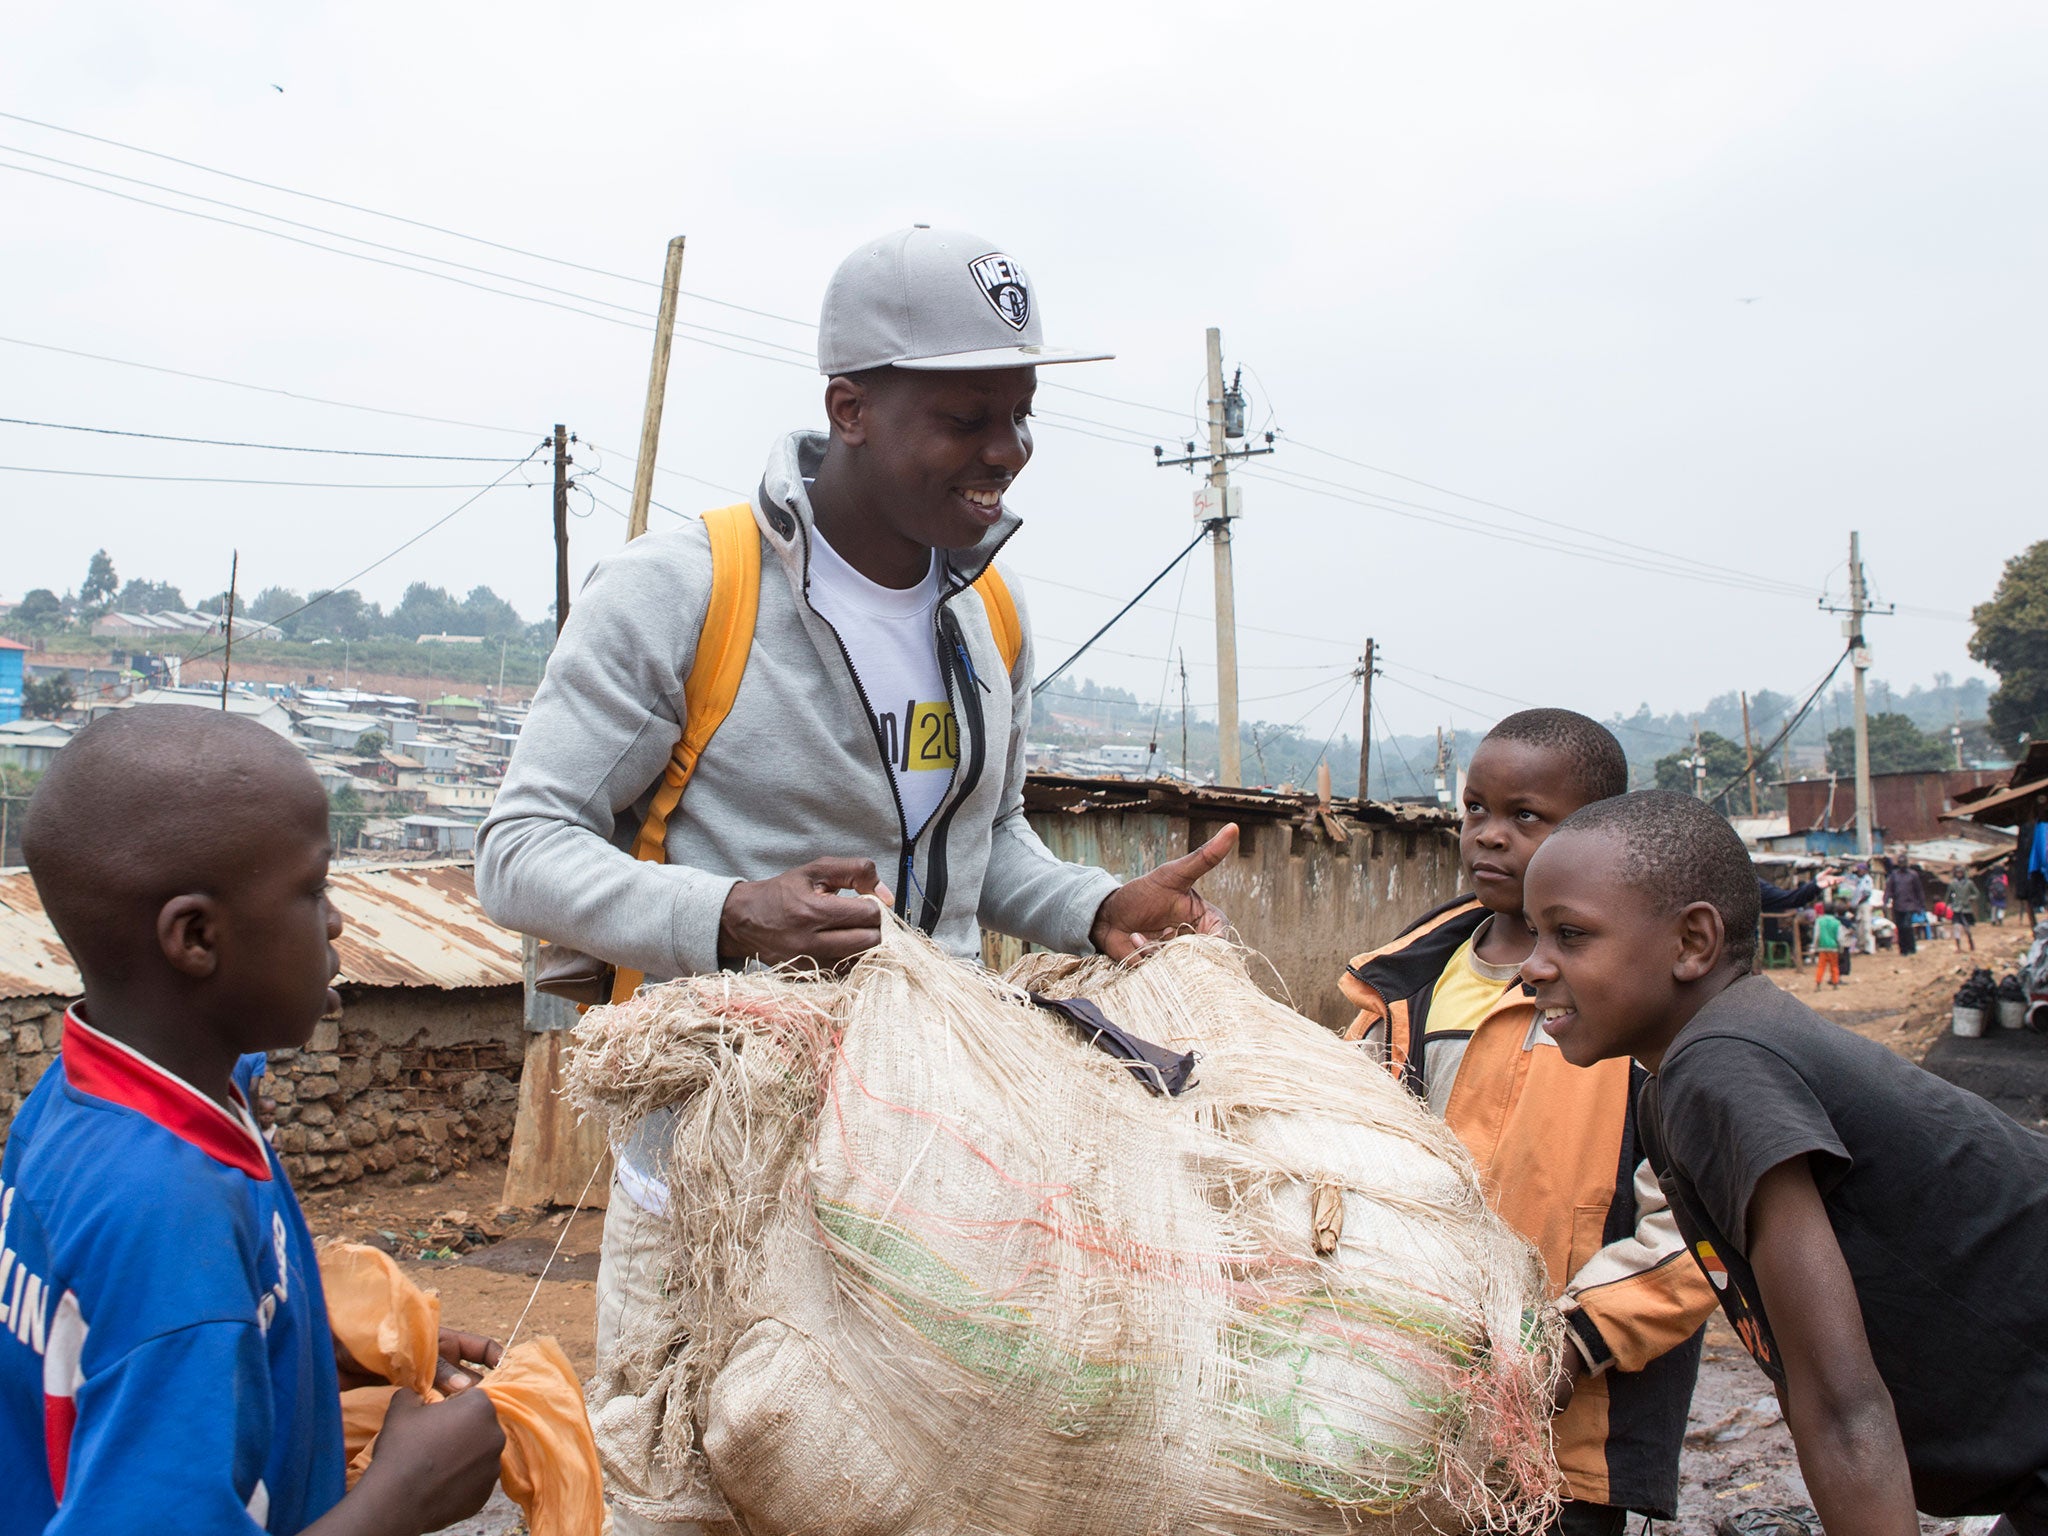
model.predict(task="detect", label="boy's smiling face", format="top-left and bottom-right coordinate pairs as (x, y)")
top-left (1459, 739), bottom-right (1593, 918)
top-left (1520, 829), bottom-right (1725, 1071)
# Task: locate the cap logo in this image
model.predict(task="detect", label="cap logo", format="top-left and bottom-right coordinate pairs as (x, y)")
top-left (969, 253), bottom-right (1030, 332)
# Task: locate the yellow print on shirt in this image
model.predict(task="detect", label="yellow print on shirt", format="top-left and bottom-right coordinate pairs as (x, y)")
top-left (875, 700), bottom-right (959, 772)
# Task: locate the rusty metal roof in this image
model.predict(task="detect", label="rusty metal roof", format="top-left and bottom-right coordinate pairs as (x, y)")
top-left (0, 860), bottom-right (521, 1001)
top-left (0, 872), bottom-right (80, 1001)
top-left (325, 862), bottom-right (521, 989)
top-left (1942, 775), bottom-right (2048, 828)
top-left (1021, 772), bottom-right (1458, 830)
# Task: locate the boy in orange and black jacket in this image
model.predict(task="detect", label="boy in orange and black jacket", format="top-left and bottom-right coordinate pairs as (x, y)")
top-left (1340, 710), bottom-right (1715, 1536)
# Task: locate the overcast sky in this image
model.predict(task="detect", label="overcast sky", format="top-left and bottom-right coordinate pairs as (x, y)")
top-left (3, 3), bottom-right (2038, 747)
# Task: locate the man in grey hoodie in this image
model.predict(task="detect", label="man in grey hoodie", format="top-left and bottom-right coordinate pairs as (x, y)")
top-left (477, 227), bottom-right (1236, 1531)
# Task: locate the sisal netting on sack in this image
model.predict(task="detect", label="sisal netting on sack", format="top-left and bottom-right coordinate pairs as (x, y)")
top-left (567, 912), bottom-right (1563, 1536)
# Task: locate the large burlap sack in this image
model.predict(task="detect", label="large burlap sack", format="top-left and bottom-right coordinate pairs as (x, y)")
top-left (568, 914), bottom-right (1561, 1536)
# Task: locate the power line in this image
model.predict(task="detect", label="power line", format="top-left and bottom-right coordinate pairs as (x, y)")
top-left (0, 156), bottom-right (817, 371)
top-left (1278, 435), bottom-right (1817, 598)
top-left (0, 414), bottom-right (526, 461)
top-left (0, 464), bottom-right (510, 489)
top-left (1034, 528), bottom-right (1211, 696)
top-left (0, 334), bottom-right (537, 438)
top-left (177, 443), bottom-right (550, 666)
top-left (0, 109), bottom-right (818, 330)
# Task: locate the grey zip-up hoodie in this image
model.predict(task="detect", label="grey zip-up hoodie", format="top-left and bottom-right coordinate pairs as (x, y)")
top-left (475, 430), bottom-right (1119, 976)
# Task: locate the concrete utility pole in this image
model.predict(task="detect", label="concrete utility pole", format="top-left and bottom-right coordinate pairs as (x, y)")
top-left (1153, 329), bottom-right (1274, 788)
top-left (1847, 533), bottom-right (1875, 856)
top-left (1202, 330), bottom-right (1242, 786)
top-left (1434, 727), bottom-right (1449, 809)
top-left (1741, 690), bottom-right (1760, 817)
top-left (1818, 532), bottom-right (1893, 857)
top-left (1357, 637), bottom-right (1376, 801)
top-left (1951, 710), bottom-right (1965, 770)
top-left (551, 426), bottom-right (572, 635)
top-left (1692, 719), bottom-right (1707, 800)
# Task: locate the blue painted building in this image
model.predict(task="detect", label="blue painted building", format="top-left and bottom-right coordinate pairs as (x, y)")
top-left (0, 640), bottom-right (25, 724)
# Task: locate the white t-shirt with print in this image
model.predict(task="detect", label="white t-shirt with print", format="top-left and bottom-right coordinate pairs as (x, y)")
top-left (804, 527), bottom-right (958, 838)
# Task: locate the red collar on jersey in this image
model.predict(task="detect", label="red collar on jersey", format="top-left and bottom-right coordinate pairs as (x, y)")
top-left (59, 1007), bottom-right (272, 1181)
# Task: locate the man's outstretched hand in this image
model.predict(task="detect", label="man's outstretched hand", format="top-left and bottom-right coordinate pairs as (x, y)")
top-left (1090, 824), bottom-right (1239, 961)
top-left (719, 857), bottom-right (896, 968)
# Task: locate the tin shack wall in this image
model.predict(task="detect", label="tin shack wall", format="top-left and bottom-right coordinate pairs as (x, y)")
top-left (986, 810), bottom-right (1463, 1031)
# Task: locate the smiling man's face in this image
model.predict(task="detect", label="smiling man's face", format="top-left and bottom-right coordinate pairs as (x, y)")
top-left (850, 365), bottom-right (1037, 552)
top-left (1458, 738), bottom-right (1590, 919)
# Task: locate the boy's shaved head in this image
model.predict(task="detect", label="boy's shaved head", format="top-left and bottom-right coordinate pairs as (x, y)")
top-left (24, 705), bottom-right (327, 983)
top-left (1552, 790), bottom-right (1761, 968)
top-left (1483, 709), bottom-right (1629, 803)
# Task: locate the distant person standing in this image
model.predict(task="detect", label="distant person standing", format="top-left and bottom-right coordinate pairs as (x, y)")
top-left (1885, 858), bottom-right (1927, 957)
top-left (1852, 862), bottom-right (1879, 953)
top-left (1990, 867), bottom-right (2010, 926)
top-left (1812, 904), bottom-right (1843, 989)
top-left (1946, 868), bottom-right (1981, 953)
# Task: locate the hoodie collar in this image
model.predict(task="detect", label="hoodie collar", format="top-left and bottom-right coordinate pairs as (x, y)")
top-left (754, 430), bottom-right (1021, 591)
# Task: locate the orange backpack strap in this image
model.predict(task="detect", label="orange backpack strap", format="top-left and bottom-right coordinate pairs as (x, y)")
top-left (971, 562), bottom-right (1024, 677)
top-left (611, 502), bottom-right (760, 1003)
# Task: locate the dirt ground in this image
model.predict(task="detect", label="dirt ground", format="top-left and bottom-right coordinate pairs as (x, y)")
top-left (312, 917), bottom-right (2039, 1535)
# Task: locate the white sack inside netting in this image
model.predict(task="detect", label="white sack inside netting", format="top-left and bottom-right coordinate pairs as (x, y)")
top-left (568, 915), bottom-right (1563, 1536)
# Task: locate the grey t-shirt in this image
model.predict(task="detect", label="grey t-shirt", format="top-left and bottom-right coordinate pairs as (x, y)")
top-left (1640, 975), bottom-right (2048, 1516)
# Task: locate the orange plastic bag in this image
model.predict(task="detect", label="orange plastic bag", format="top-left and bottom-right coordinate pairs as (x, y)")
top-left (319, 1241), bottom-right (610, 1536)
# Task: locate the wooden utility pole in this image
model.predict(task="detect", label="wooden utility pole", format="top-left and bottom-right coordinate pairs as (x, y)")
top-left (1356, 637), bottom-right (1375, 801)
top-left (219, 550), bottom-right (238, 707)
top-left (1741, 690), bottom-right (1760, 816)
top-left (627, 236), bottom-right (687, 542)
top-left (551, 426), bottom-right (572, 634)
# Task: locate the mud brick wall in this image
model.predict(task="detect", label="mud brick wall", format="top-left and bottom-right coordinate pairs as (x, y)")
top-left (1, 986), bottom-right (527, 1193)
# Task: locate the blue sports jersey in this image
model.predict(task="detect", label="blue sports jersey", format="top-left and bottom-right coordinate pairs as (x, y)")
top-left (0, 1009), bottom-right (345, 1534)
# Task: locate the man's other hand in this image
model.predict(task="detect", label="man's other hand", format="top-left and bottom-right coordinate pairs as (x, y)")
top-left (1090, 824), bottom-right (1239, 961)
top-left (356, 1388), bottom-right (504, 1534)
top-left (718, 857), bottom-right (897, 968)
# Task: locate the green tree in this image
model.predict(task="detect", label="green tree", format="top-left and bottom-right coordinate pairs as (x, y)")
top-left (115, 578), bottom-right (186, 613)
top-left (1969, 539), bottom-right (2048, 753)
top-left (15, 589), bottom-right (61, 623)
top-left (79, 549), bottom-right (117, 609)
top-left (353, 731), bottom-right (388, 759)
top-left (247, 585), bottom-right (303, 626)
top-left (1825, 712), bottom-right (1950, 775)
top-left (458, 585), bottom-right (522, 639)
top-left (22, 678), bottom-right (75, 719)
top-left (328, 784), bottom-right (366, 850)
top-left (390, 582), bottom-right (462, 638)
top-left (296, 588), bottom-right (380, 641)
top-left (1653, 731), bottom-right (1751, 809)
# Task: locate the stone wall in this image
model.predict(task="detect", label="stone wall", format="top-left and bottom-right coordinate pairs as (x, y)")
top-left (0, 985), bottom-right (527, 1193)
top-left (1, 994), bottom-right (65, 1146)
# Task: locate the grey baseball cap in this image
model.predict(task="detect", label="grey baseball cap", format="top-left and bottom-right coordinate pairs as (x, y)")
top-left (818, 225), bottom-right (1112, 375)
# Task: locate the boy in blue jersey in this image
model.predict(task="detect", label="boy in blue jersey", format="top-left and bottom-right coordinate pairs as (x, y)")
top-left (1, 706), bottom-right (507, 1536)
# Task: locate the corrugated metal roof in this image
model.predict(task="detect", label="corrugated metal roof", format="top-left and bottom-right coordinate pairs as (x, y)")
top-left (1021, 772), bottom-right (1458, 829)
top-left (0, 872), bottom-right (80, 1001)
top-left (0, 860), bottom-right (520, 1001)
